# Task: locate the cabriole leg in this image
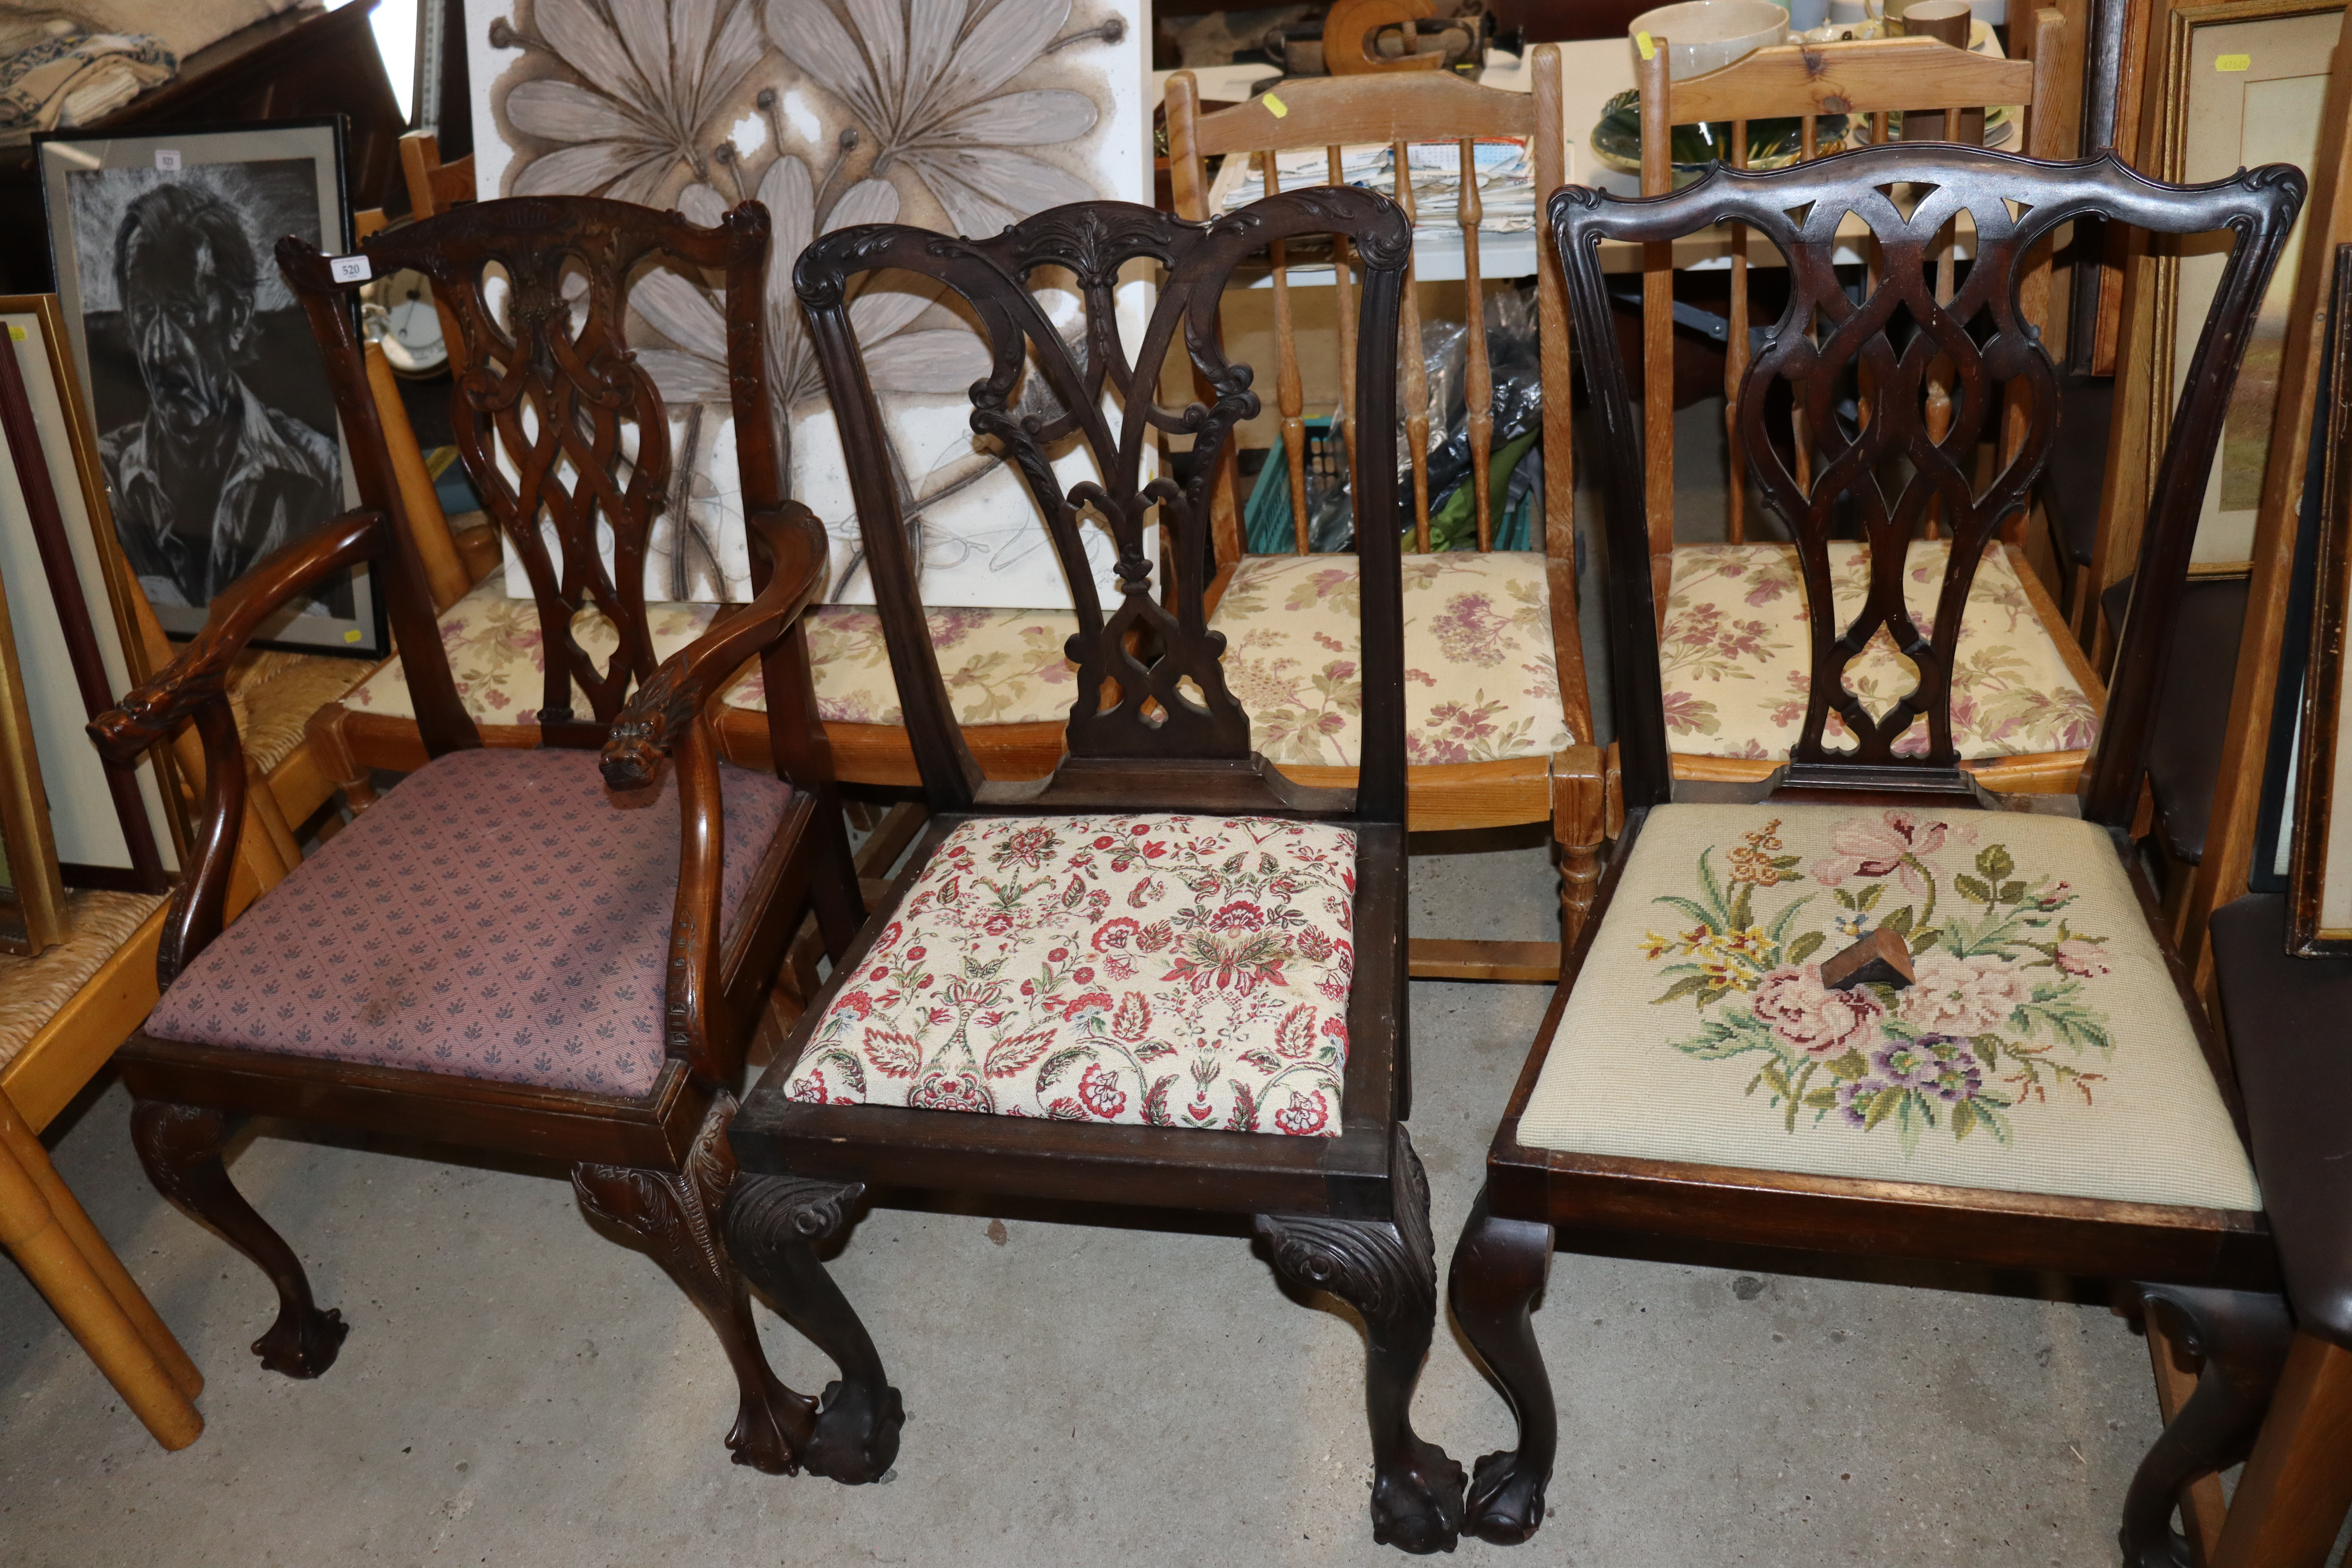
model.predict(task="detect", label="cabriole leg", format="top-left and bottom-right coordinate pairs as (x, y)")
top-left (1447, 1185), bottom-right (1557, 1543)
top-left (573, 1093), bottom-right (811, 1474)
top-left (128, 1099), bottom-right (347, 1378)
top-left (1258, 1126), bottom-right (1465, 1555)
top-left (2119, 1282), bottom-right (2293, 1568)
top-left (726, 1170), bottom-right (902, 1483)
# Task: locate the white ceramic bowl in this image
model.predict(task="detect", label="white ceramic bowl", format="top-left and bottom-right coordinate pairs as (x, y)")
top-left (1628, 0), bottom-right (1791, 79)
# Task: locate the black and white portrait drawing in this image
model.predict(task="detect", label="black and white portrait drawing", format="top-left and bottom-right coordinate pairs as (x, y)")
top-left (472, 0), bottom-right (1150, 610)
top-left (37, 122), bottom-right (379, 655)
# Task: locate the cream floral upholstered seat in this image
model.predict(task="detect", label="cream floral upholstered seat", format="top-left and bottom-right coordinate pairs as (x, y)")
top-left (340, 575), bottom-right (1084, 730)
top-left (1210, 550), bottom-right (1575, 767)
top-left (1661, 542), bottom-right (2096, 764)
top-left (784, 813), bottom-right (1359, 1136)
top-left (1517, 802), bottom-right (2256, 1210)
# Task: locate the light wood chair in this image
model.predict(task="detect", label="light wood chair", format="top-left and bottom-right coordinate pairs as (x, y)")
top-left (1167, 52), bottom-right (1607, 978)
top-left (1630, 19), bottom-right (2104, 800)
top-left (0, 1081), bottom-right (200, 1450)
top-left (0, 762), bottom-right (304, 1452)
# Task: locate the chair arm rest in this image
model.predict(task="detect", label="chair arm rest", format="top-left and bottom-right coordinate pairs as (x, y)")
top-left (602, 502), bottom-right (828, 791)
top-left (84, 508), bottom-right (384, 986)
top-left (87, 509), bottom-right (386, 765)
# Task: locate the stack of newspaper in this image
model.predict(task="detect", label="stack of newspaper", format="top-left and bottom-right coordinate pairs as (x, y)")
top-left (1216, 138), bottom-right (1536, 231)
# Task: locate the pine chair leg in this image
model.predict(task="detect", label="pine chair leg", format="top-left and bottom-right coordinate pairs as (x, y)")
top-left (1259, 1127), bottom-right (1464, 1555)
top-left (1552, 745), bottom-right (1608, 955)
top-left (573, 1094), bottom-right (811, 1474)
top-left (303, 704), bottom-right (377, 814)
top-left (726, 1170), bottom-right (902, 1484)
top-left (1448, 1185), bottom-right (1557, 1544)
top-left (128, 1099), bottom-right (347, 1379)
top-left (2119, 1283), bottom-right (2294, 1568)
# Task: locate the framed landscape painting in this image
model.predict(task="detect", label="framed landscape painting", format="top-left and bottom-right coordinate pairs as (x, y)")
top-left (34, 118), bottom-right (385, 658)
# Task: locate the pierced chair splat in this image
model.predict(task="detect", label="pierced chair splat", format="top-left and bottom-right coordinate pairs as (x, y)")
top-left (1444, 146), bottom-right (2306, 1553)
top-left (86, 194), bottom-right (862, 1473)
top-left (604, 189), bottom-right (1465, 1551)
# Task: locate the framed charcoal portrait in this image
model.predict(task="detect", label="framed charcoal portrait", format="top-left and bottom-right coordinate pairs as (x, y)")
top-left (33, 118), bottom-right (385, 658)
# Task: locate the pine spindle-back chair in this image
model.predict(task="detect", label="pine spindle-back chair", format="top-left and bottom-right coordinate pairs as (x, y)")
top-left (1445, 145), bottom-right (2305, 1553)
top-left (1632, 18), bottom-right (2104, 800)
top-left (85, 194), bottom-right (862, 1472)
top-left (1167, 54), bottom-right (1607, 975)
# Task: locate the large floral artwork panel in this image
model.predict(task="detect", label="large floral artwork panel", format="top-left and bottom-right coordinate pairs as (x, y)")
top-left (786, 813), bottom-right (1360, 1136)
top-left (1514, 803), bottom-right (2261, 1211)
top-left (468, 0), bottom-right (1149, 608)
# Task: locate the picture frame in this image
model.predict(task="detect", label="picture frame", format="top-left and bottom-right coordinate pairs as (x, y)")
top-left (0, 551), bottom-right (69, 957)
top-left (0, 294), bottom-right (178, 895)
top-left (2285, 243), bottom-right (2352, 951)
top-left (32, 116), bottom-right (385, 659)
top-left (2103, 0), bottom-right (2345, 594)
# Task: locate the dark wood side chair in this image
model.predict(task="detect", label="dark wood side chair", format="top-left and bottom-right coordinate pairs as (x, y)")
top-left (603, 189), bottom-right (1465, 1552)
top-left (1442, 145), bottom-right (2306, 1553)
top-left (85, 194), bottom-right (863, 1471)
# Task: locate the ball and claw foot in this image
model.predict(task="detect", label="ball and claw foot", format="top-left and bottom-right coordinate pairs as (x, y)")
top-left (1465, 1448), bottom-right (1547, 1545)
top-left (1372, 1437), bottom-right (1467, 1554)
top-left (803, 1378), bottom-right (906, 1484)
top-left (253, 1303), bottom-right (347, 1379)
top-left (723, 1369), bottom-right (810, 1475)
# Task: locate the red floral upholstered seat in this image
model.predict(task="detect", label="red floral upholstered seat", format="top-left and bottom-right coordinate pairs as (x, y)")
top-left (786, 813), bottom-right (1359, 1135)
top-left (145, 748), bottom-right (791, 1097)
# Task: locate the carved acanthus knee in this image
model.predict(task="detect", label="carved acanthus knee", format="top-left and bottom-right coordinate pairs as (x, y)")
top-left (573, 1093), bottom-right (810, 1475)
top-left (726, 1171), bottom-right (902, 1485)
top-left (1258, 1126), bottom-right (1463, 1554)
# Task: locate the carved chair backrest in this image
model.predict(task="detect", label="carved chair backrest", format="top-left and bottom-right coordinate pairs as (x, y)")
top-left (1553, 147), bottom-right (2304, 822)
top-left (1166, 56), bottom-right (1570, 561)
top-left (795, 193), bottom-right (1413, 824)
top-left (1636, 22), bottom-right (2071, 558)
top-left (280, 197), bottom-right (782, 750)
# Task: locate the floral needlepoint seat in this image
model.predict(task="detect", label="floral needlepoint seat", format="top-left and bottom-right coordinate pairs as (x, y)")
top-left (1515, 803), bottom-right (2256, 1208)
top-left (786, 813), bottom-right (1359, 1135)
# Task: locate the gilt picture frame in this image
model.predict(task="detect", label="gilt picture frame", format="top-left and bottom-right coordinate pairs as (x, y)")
top-left (2110, 0), bottom-right (2344, 584)
top-left (2285, 244), bottom-right (2352, 952)
top-left (33, 117), bottom-right (385, 659)
top-left (0, 551), bottom-right (69, 956)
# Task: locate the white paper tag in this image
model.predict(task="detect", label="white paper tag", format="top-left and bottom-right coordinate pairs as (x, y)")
top-left (329, 254), bottom-right (372, 284)
top-left (153, 149), bottom-right (180, 171)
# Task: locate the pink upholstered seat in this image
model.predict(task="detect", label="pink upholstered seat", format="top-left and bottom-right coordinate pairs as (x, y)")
top-left (146, 747), bottom-right (791, 1097)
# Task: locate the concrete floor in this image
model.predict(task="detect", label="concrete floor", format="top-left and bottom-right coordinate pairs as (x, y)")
top-left (4, 825), bottom-right (2206, 1568)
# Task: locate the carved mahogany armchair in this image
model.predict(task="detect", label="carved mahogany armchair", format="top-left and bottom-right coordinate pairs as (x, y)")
top-left (602, 190), bottom-right (1464, 1551)
top-left (85, 196), bottom-right (862, 1470)
top-left (1444, 147), bottom-right (2305, 1553)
